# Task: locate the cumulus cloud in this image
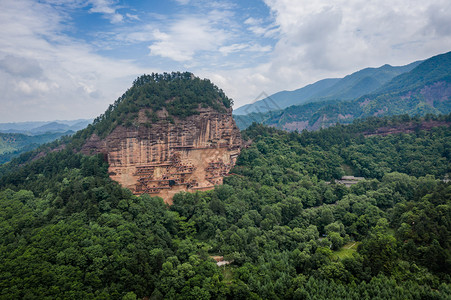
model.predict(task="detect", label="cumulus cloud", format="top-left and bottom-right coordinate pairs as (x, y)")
top-left (0, 55), bottom-right (43, 78)
top-left (426, 2), bottom-right (451, 36)
top-left (0, 0), bottom-right (145, 122)
top-left (148, 18), bottom-right (229, 62)
top-left (217, 0), bottom-right (451, 108)
top-left (1, 0), bottom-right (450, 121)
top-left (263, 0), bottom-right (451, 70)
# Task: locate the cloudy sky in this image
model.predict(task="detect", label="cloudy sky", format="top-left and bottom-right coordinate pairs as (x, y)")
top-left (1, 0), bottom-right (451, 122)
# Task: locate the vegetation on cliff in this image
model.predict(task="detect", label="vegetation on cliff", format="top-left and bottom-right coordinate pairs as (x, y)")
top-left (0, 113), bottom-right (449, 299)
top-left (90, 72), bottom-right (233, 137)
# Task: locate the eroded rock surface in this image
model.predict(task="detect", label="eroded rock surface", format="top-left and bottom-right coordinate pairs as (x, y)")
top-left (81, 107), bottom-right (241, 203)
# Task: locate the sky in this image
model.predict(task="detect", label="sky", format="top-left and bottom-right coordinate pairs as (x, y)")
top-left (0, 0), bottom-right (451, 122)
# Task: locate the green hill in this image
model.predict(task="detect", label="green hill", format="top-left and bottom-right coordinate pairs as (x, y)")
top-left (234, 78), bottom-right (340, 115)
top-left (237, 51), bottom-right (451, 131)
top-left (233, 61), bottom-right (421, 115)
top-left (0, 131), bottom-right (73, 164)
top-left (376, 51), bottom-right (451, 94)
top-left (0, 119), bottom-right (91, 135)
top-left (0, 72), bottom-right (450, 299)
top-left (0, 111), bottom-right (450, 298)
top-left (88, 72), bottom-right (232, 138)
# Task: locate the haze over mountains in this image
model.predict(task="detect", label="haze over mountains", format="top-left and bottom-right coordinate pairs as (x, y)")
top-left (0, 69), bottom-right (449, 298)
top-left (235, 51), bottom-right (451, 131)
top-left (0, 119), bottom-right (92, 135)
top-left (0, 53), bottom-right (450, 299)
top-left (233, 61), bottom-right (422, 115)
top-left (0, 119), bottom-right (92, 164)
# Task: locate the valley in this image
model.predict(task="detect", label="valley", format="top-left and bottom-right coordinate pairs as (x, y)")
top-left (0, 67), bottom-right (449, 299)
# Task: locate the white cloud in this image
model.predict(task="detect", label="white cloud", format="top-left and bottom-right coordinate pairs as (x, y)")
top-left (125, 13), bottom-right (140, 21)
top-left (15, 79), bottom-right (58, 95)
top-left (88, 0), bottom-right (116, 14)
top-left (0, 0), bottom-right (146, 122)
top-left (1, 0), bottom-right (450, 122)
top-left (0, 55), bottom-right (43, 77)
top-left (219, 43), bottom-right (272, 56)
top-left (216, 0), bottom-right (451, 108)
top-left (148, 17), bottom-right (229, 62)
top-left (219, 44), bottom-right (249, 55)
top-left (244, 17), bottom-right (278, 37)
top-left (262, 0), bottom-right (451, 69)
top-left (87, 0), bottom-right (124, 23)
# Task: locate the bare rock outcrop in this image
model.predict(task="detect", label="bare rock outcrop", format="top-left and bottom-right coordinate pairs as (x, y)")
top-left (81, 107), bottom-right (241, 203)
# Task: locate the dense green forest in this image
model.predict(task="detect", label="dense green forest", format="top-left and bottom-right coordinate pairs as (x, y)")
top-left (0, 114), bottom-right (450, 299)
top-left (89, 72), bottom-right (233, 137)
top-left (0, 131), bottom-right (74, 164)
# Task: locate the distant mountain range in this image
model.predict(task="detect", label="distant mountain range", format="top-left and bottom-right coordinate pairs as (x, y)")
top-left (233, 61), bottom-right (422, 115)
top-left (234, 51), bottom-right (451, 131)
top-left (0, 119), bottom-right (92, 164)
top-left (0, 131), bottom-right (74, 164)
top-left (0, 119), bottom-right (92, 135)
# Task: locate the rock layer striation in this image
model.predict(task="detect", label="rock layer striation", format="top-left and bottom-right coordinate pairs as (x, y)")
top-left (81, 107), bottom-right (241, 203)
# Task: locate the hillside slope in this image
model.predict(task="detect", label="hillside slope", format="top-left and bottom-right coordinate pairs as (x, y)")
top-left (0, 114), bottom-right (449, 299)
top-left (237, 51), bottom-right (451, 131)
top-left (233, 60), bottom-right (421, 115)
top-left (0, 131), bottom-right (73, 164)
top-left (70, 72), bottom-right (241, 203)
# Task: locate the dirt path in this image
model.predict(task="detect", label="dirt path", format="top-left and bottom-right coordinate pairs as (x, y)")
top-left (345, 242), bottom-right (356, 249)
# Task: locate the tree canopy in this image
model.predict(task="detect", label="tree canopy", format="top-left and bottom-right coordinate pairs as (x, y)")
top-left (0, 114), bottom-right (450, 299)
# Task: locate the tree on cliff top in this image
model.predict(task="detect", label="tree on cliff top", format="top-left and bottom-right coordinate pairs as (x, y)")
top-left (90, 72), bottom-right (234, 137)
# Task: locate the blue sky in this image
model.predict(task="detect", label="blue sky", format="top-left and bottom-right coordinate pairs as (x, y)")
top-left (0, 0), bottom-right (451, 122)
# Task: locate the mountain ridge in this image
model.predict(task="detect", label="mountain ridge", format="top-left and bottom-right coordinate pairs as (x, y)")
top-left (235, 51), bottom-right (451, 131)
top-left (73, 72), bottom-right (241, 202)
top-left (233, 60), bottom-right (422, 115)
top-left (0, 119), bottom-right (92, 135)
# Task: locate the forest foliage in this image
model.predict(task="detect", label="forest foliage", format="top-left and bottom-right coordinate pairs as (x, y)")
top-left (0, 113), bottom-right (450, 299)
top-left (0, 131), bottom-right (73, 164)
top-left (88, 72), bottom-right (233, 137)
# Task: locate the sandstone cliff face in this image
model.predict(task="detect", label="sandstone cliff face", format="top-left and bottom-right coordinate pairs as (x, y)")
top-left (81, 107), bottom-right (241, 203)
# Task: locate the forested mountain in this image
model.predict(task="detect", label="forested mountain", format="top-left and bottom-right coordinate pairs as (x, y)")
top-left (0, 119), bottom-right (92, 135)
top-left (233, 61), bottom-right (421, 115)
top-left (86, 71), bottom-right (233, 137)
top-left (0, 131), bottom-right (74, 164)
top-left (0, 120), bottom-right (92, 164)
top-left (0, 105), bottom-right (450, 299)
top-left (235, 51), bottom-right (451, 131)
top-left (76, 71), bottom-right (240, 201)
top-left (233, 78), bottom-right (340, 115)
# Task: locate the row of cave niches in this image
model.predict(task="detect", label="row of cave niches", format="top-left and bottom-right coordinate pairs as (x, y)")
top-left (134, 153), bottom-right (232, 194)
top-left (121, 133), bottom-right (238, 166)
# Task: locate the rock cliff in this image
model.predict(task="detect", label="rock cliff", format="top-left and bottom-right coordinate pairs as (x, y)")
top-left (81, 106), bottom-right (241, 203)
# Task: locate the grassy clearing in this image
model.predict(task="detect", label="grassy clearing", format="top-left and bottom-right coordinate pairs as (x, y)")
top-left (221, 266), bottom-right (234, 283)
top-left (333, 241), bottom-right (360, 260)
